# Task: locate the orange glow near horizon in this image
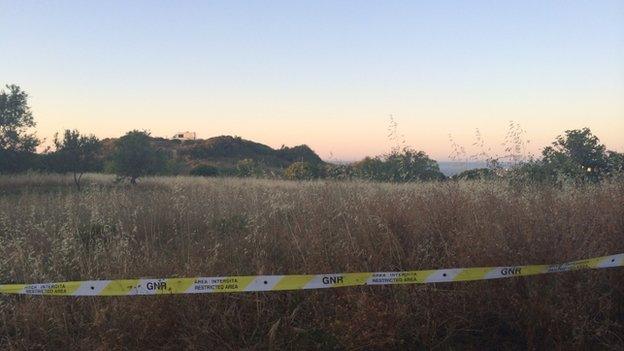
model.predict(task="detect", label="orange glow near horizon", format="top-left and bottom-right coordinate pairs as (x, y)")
top-left (30, 90), bottom-right (624, 161)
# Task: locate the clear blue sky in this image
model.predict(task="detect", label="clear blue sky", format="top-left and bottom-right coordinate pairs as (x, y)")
top-left (1, 0), bottom-right (623, 160)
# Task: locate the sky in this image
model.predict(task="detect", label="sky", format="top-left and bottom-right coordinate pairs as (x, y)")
top-left (1, 0), bottom-right (623, 161)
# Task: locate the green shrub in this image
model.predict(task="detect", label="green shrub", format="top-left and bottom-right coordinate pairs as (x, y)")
top-left (352, 148), bottom-right (445, 182)
top-left (190, 164), bottom-right (219, 177)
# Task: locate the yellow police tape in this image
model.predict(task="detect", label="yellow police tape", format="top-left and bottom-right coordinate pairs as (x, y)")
top-left (1, 253), bottom-right (622, 296)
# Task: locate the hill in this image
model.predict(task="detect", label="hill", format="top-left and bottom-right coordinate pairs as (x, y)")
top-left (101, 135), bottom-right (325, 172)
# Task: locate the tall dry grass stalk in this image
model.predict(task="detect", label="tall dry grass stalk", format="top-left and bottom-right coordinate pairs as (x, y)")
top-left (1, 174), bottom-right (623, 349)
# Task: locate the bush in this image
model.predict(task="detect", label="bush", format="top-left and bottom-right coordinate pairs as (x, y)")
top-left (284, 161), bottom-right (321, 180)
top-left (190, 164), bottom-right (219, 177)
top-left (352, 148), bottom-right (445, 182)
top-left (324, 164), bottom-right (356, 180)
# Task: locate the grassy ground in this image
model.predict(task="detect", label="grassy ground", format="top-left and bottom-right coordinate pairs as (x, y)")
top-left (0, 174), bottom-right (623, 350)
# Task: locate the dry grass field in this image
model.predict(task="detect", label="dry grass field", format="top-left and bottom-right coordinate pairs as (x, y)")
top-left (1, 174), bottom-right (623, 350)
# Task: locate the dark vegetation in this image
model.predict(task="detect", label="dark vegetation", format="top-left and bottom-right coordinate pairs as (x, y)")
top-left (0, 85), bottom-right (38, 173)
top-left (50, 130), bottom-right (100, 190)
top-left (109, 130), bottom-right (168, 184)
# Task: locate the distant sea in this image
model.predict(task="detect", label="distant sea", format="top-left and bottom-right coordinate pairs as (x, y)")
top-left (437, 161), bottom-right (489, 176)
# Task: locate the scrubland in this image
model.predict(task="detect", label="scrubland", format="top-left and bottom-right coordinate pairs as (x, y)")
top-left (0, 174), bottom-right (623, 350)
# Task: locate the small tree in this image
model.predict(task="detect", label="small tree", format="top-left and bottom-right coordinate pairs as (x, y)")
top-left (384, 147), bottom-right (446, 182)
top-left (542, 128), bottom-right (608, 182)
top-left (112, 130), bottom-right (165, 184)
top-left (0, 85), bottom-right (39, 173)
top-left (54, 129), bottom-right (101, 190)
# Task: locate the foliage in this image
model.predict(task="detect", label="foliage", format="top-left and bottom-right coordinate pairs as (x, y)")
top-left (353, 148), bottom-right (445, 182)
top-left (348, 116), bottom-right (446, 182)
top-left (182, 136), bottom-right (323, 168)
top-left (506, 160), bottom-right (556, 184)
top-left (352, 156), bottom-right (386, 181)
top-left (52, 130), bottom-right (101, 189)
top-left (284, 161), bottom-right (323, 180)
top-left (0, 85), bottom-right (39, 173)
top-left (504, 128), bottom-right (623, 184)
top-left (111, 130), bottom-right (166, 184)
top-left (324, 164), bottom-right (356, 180)
top-left (190, 164), bottom-right (219, 177)
top-left (607, 151), bottom-right (624, 175)
top-left (384, 147), bottom-right (445, 181)
top-left (541, 128), bottom-right (608, 182)
top-left (275, 144), bottom-right (324, 165)
top-left (187, 135), bottom-right (274, 159)
top-left (235, 158), bottom-right (265, 177)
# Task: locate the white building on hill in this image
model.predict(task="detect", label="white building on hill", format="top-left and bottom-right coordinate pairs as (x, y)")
top-left (172, 131), bottom-right (196, 141)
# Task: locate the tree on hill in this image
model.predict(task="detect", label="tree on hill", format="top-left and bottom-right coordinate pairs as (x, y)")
top-left (187, 136), bottom-right (273, 159)
top-left (112, 130), bottom-right (165, 184)
top-left (276, 144), bottom-right (324, 165)
top-left (183, 136), bottom-right (325, 168)
top-left (0, 85), bottom-right (39, 173)
top-left (53, 129), bottom-right (101, 190)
